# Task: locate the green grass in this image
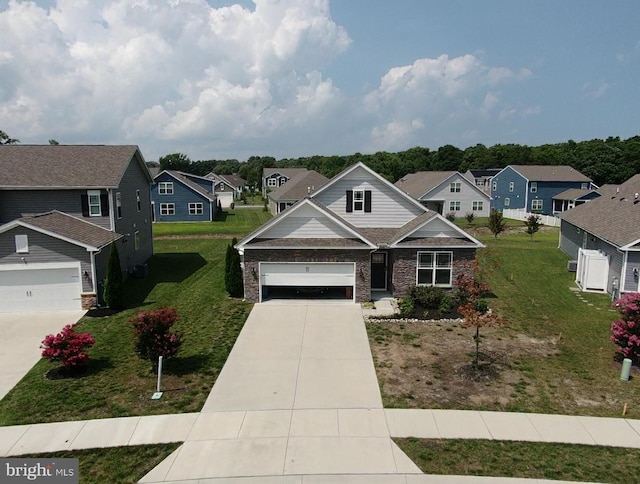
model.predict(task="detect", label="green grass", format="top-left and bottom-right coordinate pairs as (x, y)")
top-left (0, 239), bottom-right (252, 425)
top-left (455, 216), bottom-right (527, 229)
top-left (22, 444), bottom-right (180, 484)
top-left (152, 207), bottom-right (271, 237)
top-left (477, 230), bottom-right (640, 417)
top-left (396, 438), bottom-right (640, 483)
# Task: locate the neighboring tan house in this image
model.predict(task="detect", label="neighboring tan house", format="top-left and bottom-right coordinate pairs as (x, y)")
top-left (464, 168), bottom-right (501, 195)
top-left (206, 173), bottom-right (247, 205)
top-left (237, 162), bottom-right (484, 303)
top-left (262, 167), bottom-right (308, 197)
top-left (491, 165), bottom-right (593, 214)
top-left (267, 170), bottom-right (328, 215)
top-left (552, 188), bottom-right (600, 214)
top-left (395, 171), bottom-right (491, 217)
top-left (151, 170), bottom-right (217, 222)
top-left (0, 145), bottom-right (154, 312)
top-left (559, 174), bottom-right (640, 297)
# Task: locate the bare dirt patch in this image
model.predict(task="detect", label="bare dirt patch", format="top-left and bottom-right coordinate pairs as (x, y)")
top-left (367, 319), bottom-right (561, 410)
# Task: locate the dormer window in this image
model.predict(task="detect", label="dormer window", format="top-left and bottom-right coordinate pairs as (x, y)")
top-left (267, 178), bottom-right (277, 187)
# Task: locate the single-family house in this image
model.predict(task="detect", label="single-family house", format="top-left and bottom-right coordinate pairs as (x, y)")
top-left (559, 174), bottom-right (640, 297)
top-left (267, 170), bottom-right (328, 215)
top-left (464, 169), bottom-right (501, 195)
top-left (237, 162), bottom-right (484, 303)
top-left (552, 188), bottom-right (600, 214)
top-left (0, 145), bottom-right (154, 312)
top-left (262, 167), bottom-right (308, 197)
top-left (151, 170), bottom-right (217, 222)
top-left (491, 165), bottom-right (593, 215)
top-left (206, 173), bottom-right (247, 205)
top-left (395, 171), bottom-right (491, 217)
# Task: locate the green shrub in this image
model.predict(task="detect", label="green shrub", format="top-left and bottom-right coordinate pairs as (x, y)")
top-left (475, 299), bottom-right (489, 314)
top-left (410, 285), bottom-right (446, 309)
top-left (465, 212), bottom-right (475, 224)
top-left (438, 294), bottom-right (454, 317)
top-left (445, 212), bottom-right (456, 222)
top-left (398, 296), bottom-right (415, 317)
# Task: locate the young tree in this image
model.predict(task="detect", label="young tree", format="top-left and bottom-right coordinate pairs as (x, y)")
top-left (459, 303), bottom-right (505, 369)
top-left (487, 209), bottom-right (507, 238)
top-left (103, 242), bottom-right (124, 310)
top-left (610, 292), bottom-right (640, 363)
top-left (131, 307), bottom-right (182, 369)
top-left (41, 324), bottom-right (95, 372)
top-left (464, 212), bottom-right (475, 225)
top-left (525, 214), bottom-right (541, 239)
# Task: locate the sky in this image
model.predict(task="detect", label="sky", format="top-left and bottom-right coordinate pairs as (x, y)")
top-left (0, 0), bottom-right (638, 162)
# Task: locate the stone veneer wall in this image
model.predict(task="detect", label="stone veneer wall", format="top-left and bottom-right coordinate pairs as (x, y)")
top-left (390, 248), bottom-right (477, 298)
top-left (81, 293), bottom-right (97, 310)
top-left (242, 249), bottom-right (372, 302)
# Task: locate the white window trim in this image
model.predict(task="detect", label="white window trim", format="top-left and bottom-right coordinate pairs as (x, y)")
top-left (353, 189), bottom-right (365, 212)
top-left (15, 234), bottom-right (29, 253)
top-left (450, 181), bottom-right (461, 193)
top-left (492, 181), bottom-right (497, 191)
top-left (530, 182), bottom-right (538, 193)
top-left (189, 202), bottom-right (204, 215)
top-left (160, 203), bottom-right (175, 215)
top-left (134, 231), bottom-right (140, 251)
top-left (472, 200), bottom-right (483, 211)
top-left (267, 178), bottom-right (277, 187)
top-left (136, 190), bottom-right (141, 212)
top-left (416, 251), bottom-right (453, 287)
top-left (504, 197), bottom-right (511, 207)
top-left (88, 189), bottom-right (102, 217)
top-left (532, 199), bottom-right (543, 211)
top-left (509, 181), bottom-right (514, 192)
top-left (449, 200), bottom-right (461, 211)
top-left (116, 192), bottom-right (122, 219)
top-left (581, 182), bottom-right (588, 190)
top-left (159, 182), bottom-right (174, 195)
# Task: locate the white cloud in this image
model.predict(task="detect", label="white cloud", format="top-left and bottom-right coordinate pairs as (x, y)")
top-left (581, 81), bottom-right (609, 100)
top-left (0, 1), bottom-right (532, 159)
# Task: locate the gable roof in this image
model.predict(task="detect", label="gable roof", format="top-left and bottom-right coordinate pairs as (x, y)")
top-left (155, 170), bottom-right (215, 201)
top-left (390, 211), bottom-right (484, 248)
top-left (310, 162), bottom-right (428, 213)
top-left (268, 170), bottom-right (328, 201)
top-left (0, 145), bottom-right (151, 189)
top-left (553, 188), bottom-right (599, 201)
top-left (507, 165), bottom-right (592, 182)
top-left (561, 174), bottom-right (640, 248)
top-left (466, 168), bottom-right (501, 177)
top-left (0, 211), bottom-right (120, 251)
top-left (219, 173), bottom-right (246, 187)
top-left (262, 167), bottom-right (308, 179)
top-left (236, 198), bottom-right (377, 250)
top-left (395, 171), bottom-right (490, 200)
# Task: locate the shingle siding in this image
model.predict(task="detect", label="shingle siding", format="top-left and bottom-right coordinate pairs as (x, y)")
top-left (0, 227), bottom-right (93, 292)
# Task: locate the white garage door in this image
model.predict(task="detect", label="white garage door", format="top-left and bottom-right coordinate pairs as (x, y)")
top-left (218, 192), bottom-right (234, 208)
top-left (0, 263), bottom-right (83, 313)
top-left (261, 262), bottom-right (355, 288)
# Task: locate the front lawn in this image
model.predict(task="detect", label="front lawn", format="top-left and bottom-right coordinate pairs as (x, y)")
top-left (368, 230), bottom-right (640, 418)
top-left (152, 207), bottom-right (271, 237)
top-left (396, 438), bottom-right (640, 483)
top-left (0, 239), bottom-right (252, 425)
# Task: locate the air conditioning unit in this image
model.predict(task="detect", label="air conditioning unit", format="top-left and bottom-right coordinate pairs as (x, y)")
top-left (567, 260), bottom-right (578, 272)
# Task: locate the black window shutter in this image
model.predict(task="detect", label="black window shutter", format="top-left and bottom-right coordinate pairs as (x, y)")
top-left (346, 190), bottom-right (353, 212)
top-left (81, 195), bottom-right (89, 217)
top-left (364, 190), bottom-right (372, 212)
top-left (100, 194), bottom-right (110, 216)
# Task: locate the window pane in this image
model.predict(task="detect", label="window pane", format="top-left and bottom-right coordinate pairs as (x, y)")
top-left (436, 252), bottom-right (452, 267)
top-left (418, 252), bottom-right (433, 267)
top-left (417, 268), bottom-right (432, 285)
top-left (435, 269), bottom-right (451, 285)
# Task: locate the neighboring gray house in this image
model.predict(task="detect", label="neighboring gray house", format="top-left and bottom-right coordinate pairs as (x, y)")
top-left (464, 169), bottom-right (501, 195)
top-left (0, 145), bottom-right (154, 312)
top-left (559, 174), bottom-right (640, 297)
top-left (206, 173), bottom-right (247, 206)
top-left (552, 188), bottom-right (600, 214)
top-left (395, 171), bottom-right (491, 217)
top-left (267, 170), bottom-right (328, 215)
top-left (262, 167), bottom-right (308, 197)
top-left (237, 162), bottom-right (484, 303)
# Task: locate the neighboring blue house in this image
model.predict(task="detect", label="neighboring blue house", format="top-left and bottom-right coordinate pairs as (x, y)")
top-left (491, 165), bottom-right (593, 215)
top-left (151, 170), bottom-right (217, 222)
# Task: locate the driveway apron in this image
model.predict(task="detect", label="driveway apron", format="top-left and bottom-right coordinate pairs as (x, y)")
top-left (141, 303), bottom-right (421, 482)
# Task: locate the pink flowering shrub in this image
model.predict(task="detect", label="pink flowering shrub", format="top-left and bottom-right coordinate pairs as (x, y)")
top-left (130, 307), bottom-right (182, 366)
top-left (41, 324), bottom-right (95, 370)
top-left (610, 292), bottom-right (640, 362)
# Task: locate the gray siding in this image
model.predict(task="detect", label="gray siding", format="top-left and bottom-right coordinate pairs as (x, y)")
top-left (624, 252), bottom-right (640, 293)
top-left (113, 155), bottom-right (154, 272)
top-left (0, 189), bottom-right (111, 229)
top-left (559, 220), bottom-right (583, 260)
top-left (0, 227), bottom-right (93, 292)
top-left (312, 166), bottom-right (423, 228)
top-left (420, 174), bottom-right (490, 217)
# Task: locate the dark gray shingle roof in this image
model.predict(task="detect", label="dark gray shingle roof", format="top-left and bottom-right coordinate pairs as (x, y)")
top-left (510, 165), bottom-right (591, 182)
top-left (269, 171), bottom-right (328, 201)
top-left (0, 145), bottom-right (146, 188)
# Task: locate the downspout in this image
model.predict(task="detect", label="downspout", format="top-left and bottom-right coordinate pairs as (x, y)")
top-left (108, 188), bottom-right (115, 231)
top-left (90, 249), bottom-right (99, 294)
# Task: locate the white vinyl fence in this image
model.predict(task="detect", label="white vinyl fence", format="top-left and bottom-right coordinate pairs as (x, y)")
top-left (502, 208), bottom-right (561, 227)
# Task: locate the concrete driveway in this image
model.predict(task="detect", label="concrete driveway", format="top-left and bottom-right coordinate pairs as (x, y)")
top-left (0, 310), bottom-right (87, 400)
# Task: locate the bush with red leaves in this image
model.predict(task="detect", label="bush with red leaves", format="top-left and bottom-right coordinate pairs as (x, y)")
top-left (41, 324), bottom-right (95, 370)
top-left (130, 307), bottom-right (182, 366)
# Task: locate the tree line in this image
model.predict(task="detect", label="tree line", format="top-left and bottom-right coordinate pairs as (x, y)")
top-left (159, 135), bottom-right (640, 189)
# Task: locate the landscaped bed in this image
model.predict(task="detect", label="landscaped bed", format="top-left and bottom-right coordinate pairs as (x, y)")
top-left (367, 230), bottom-right (640, 418)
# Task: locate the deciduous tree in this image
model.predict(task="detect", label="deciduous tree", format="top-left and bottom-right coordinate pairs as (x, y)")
top-left (487, 209), bottom-right (507, 238)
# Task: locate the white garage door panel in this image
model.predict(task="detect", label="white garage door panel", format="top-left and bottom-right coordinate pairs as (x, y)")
top-left (261, 263), bottom-right (355, 287)
top-left (0, 266), bottom-right (82, 313)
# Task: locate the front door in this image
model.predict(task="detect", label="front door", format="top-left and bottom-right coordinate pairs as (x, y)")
top-left (371, 252), bottom-right (387, 290)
